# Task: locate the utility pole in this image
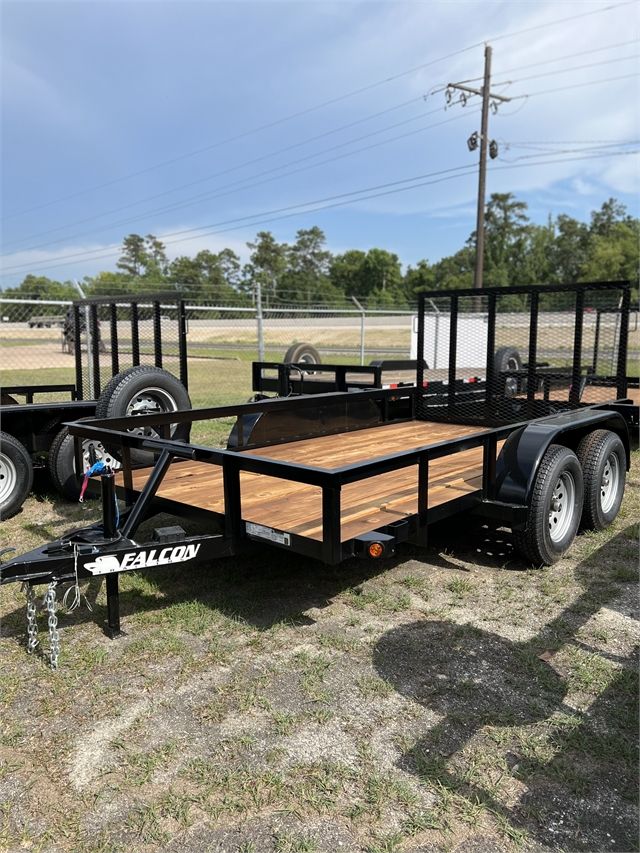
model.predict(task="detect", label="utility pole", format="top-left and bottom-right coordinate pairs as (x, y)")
top-left (447, 44), bottom-right (511, 289)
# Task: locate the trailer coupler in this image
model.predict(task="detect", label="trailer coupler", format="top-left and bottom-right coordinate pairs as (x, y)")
top-left (1, 522), bottom-right (235, 669)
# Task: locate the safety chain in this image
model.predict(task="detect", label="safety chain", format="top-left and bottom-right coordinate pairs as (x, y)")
top-left (44, 583), bottom-right (60, 671)
top-left (23, 583), bottom-right (39, 654)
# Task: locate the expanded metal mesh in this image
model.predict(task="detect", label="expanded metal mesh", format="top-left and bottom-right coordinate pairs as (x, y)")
top-left (74, 297), bottom-right (187, 400)
top-left (415, 282), bottom-right (635, 427)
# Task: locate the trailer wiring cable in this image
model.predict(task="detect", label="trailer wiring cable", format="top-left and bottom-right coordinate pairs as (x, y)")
top-left (78, 460), bottom-right (121, 530)
top-left (3, 0), bottom-right (633, 223)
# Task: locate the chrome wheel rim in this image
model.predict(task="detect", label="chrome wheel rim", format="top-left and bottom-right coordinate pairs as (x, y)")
top-left (600, 452), bottom-right (620, 514)
top-left (0, 452), bottom-right (17, 503)
top-left (82, 439), bottom-right (121, 472)
top-left (125, 387), bottom-right (178, 438)
top-left (548, 471), bottom-right (575, 543)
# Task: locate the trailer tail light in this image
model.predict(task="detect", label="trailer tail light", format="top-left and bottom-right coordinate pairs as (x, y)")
top-left (355, 531), bottom-right (395, 559)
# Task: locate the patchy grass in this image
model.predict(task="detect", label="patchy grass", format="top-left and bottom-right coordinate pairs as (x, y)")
top-left (0, 453), bottom-right (638, 852)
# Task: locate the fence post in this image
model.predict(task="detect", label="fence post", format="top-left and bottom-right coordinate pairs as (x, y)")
top-left (256, 280), bottom-right (265, 361)
top-left (73, 280), bottom-right (93, 398)
top-left (351, 295), bottom-right (366, 365)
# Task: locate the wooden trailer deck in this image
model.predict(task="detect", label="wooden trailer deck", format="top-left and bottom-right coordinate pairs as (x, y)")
top-left (118, 420), bottom-right (496, 542)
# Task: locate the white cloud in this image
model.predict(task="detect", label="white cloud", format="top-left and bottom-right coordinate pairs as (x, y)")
top-left (0, 228), bottom-right (253, 286)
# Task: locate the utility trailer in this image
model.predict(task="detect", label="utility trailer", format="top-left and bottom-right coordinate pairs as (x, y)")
top-left (1, 281), bottom-right (637, 668)
top-left (0, 295), bottom-right (191, 518)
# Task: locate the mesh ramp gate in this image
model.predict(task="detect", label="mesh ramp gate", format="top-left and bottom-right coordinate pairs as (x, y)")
top-left (415, 281), bottom-right (633, 427)
top-left (72, 295), bottom-right (188, 400)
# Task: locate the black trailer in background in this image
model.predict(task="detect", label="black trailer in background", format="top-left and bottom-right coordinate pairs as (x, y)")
top-left (0, 296), bottom-right (190, 518)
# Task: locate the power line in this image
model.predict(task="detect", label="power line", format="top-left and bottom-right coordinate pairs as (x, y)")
top-left (453, 37), bottom-right (639, 86)
top-left (0, 47), bottom-right (478, 223)
top-left (1, 164), bottom-right (480, 273)
top-left (2, 148), bottom-right (636, 278)
top-left (7, 107), bottom-right (478, 255)
top-left (2, 0), bottom-right (633, 222)
top-left (509, 71), bottom-right (639, 101)
top-left (492, 53), bottom-right (638, 88)
top-left (9, 56), bottom-right (637, 257)
top-left (6, 45), bottom-right (636, 254)
top-left (1, 91), bottom-right (436, 250)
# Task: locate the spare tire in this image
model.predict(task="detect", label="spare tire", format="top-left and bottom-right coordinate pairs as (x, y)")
top-left (494, 346), bottom-right (522, 398)
top-left (0, 431), bottom-right (33, 520)
top-left (283, 342), bottom-right (321, 366)
top-left (95, 366), bottom-right (191, 465)
top-left (494, 346), bottom-right (522, 374)
top-left (48, 424), bottom-right (121, 501)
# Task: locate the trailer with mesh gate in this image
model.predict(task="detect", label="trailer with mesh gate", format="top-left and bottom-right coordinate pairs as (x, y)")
top-left (0, 295), bottom-right (191, 519)
top-left (1, 281), bottom-right (637, 668)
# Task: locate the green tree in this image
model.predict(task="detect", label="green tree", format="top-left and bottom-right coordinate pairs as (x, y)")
top-left (243, 231), bottom-right (288, 304)
top-left (169, 249), bottom-right (246, 304)
top-left (580, 219), bottom-right (640, 282)
top-left (404, 259), bottom-right (435, 295)
top-left (116, 233), bottom-right (168, 280)
top-left (281, 227), bottom-right (342, 305)
top-left (480, 192), bottom-right (531, 285)
top-left (550, 214), bottom-right (590, 283)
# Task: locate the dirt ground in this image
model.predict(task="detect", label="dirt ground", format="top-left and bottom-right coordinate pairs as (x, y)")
top-left (0, 456), bottom-right (638, 853)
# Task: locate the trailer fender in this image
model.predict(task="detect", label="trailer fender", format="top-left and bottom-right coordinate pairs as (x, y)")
top-left (494, 409), bottom-right (630, 508)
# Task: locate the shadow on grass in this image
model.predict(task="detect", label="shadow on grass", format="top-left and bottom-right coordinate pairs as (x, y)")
top-left (2, 501), bottom-right (533, 644)
top-left (373, 525), bottom-right (639, 852)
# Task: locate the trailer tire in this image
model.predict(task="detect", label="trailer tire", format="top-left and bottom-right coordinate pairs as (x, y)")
top-left (48, 426), bottom-right (120, 501)
top-left (514, 444), bottom-right (583, 566)
top-left (283, 342), bottom-right (321, 366)
top-left (576, 429), bottom-right (626, 531)
top-left (494, 346), bottom-right (522, 374)
top-left (0, 431), bottom-right (33, 520)
top-left (95, 366), bottom-right (191, 464)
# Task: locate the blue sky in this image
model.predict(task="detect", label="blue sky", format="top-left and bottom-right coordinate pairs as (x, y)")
top-left (1, 0), bottom-right (638, 286)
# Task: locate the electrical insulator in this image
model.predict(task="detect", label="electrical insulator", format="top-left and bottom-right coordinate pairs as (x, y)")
top-left (445, 87), bottom-right (453, 105)
top-left (489, 139), bottom-right (499, 159)
top-left (467, 131), bottom-right (479, 152)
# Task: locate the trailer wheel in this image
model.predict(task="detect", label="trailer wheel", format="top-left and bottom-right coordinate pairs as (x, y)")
top-left (576, 429), bottom-right (626, 531)
top-left (514, 444), bottom-right (583, 566)
top-left (494, 346), bottom-right (521, 374)
top-left (283, 342), bottom-right (321, 366)
top-left (0, 431), bottom-right (33, 520)
top-left (96, 366), bottom-right (191, 464)
top-left (48, 426), bottom-right (121, 500)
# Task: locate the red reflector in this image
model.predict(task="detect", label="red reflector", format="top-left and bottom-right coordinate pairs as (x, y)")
top-left (368, 542), bottom-right (384, 558)
top-left (389, 383), bottom-right (398, 389)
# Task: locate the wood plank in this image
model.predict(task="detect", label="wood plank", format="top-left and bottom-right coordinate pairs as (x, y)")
top-left (117, 420), bottom-right (494, 543)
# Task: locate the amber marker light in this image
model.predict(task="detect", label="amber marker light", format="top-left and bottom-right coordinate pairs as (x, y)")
top-left (368, 542), bottom-right (384, 558)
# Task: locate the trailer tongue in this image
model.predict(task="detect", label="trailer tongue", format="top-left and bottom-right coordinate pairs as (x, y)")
top-left (1, 281), bottom-right (635, 669)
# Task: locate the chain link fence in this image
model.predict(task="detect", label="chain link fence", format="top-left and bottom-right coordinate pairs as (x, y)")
top-left (2, 290), bottom-right (636, 409)
top-left (0, 296), bottom-right (415, 404)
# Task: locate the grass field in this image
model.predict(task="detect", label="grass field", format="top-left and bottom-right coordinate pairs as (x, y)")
top-left (0, 450), bottom-right (637, 852)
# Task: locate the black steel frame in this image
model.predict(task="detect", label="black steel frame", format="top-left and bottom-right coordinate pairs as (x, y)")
top-left (415, 279), bottom-right (632, 425)
top-left (61, 387), bottom-right (519, 569)
top-left (71, 294), bottom-right (189, 400)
